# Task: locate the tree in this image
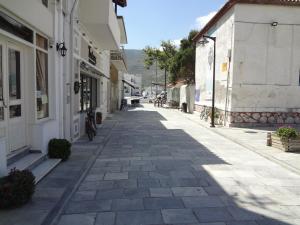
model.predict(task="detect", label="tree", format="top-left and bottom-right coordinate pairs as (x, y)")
top-left (169, 30), bottom-right (198, 84)
top-left (143, 41), bottom-right (177, 92)
top-left (143, 30), bottom-right (198, 87)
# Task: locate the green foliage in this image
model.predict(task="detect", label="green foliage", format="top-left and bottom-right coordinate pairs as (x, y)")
top-left (48, 138), bottom-right (71, 161)
top-left (143, 30), bottom-right (199, 85)
top-left (276, 127), bottom-right (298, 139)
top-left (0, 169), bottom-right (35, 209)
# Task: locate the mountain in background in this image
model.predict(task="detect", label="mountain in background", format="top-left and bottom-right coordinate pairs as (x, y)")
top-left (125, 49), bottom-right (165, 88)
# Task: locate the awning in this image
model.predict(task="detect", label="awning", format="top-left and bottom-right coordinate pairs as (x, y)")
top-left (122, 79), bottom-right (135, 89)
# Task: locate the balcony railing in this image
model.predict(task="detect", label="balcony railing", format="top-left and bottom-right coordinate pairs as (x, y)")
top-left (111, 47), bottom-right (127, 66)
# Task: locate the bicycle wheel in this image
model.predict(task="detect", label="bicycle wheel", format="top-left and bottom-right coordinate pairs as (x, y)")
top-left (87, 129), bottom-right (94, 141)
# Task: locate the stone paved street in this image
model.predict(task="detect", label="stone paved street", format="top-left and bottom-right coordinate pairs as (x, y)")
top-left (53, 104), bottom-right (300, 225)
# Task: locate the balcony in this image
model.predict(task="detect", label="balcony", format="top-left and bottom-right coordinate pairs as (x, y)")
top-left (79, 0), bottom-right (121, 50)
top-left (111, 47), bottom-right (127, 72)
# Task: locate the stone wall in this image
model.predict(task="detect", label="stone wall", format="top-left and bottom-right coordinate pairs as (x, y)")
top-left (195, 105), bottom-right (300, 127)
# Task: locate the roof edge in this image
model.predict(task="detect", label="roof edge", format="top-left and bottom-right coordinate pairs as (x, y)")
top-left (193, 0), bottom-right (300, 42)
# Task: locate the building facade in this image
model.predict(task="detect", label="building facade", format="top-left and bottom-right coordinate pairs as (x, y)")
top-left (194, 0), bottom-right (300, 127)
top-left (0, 0), bottom-right (127, 176)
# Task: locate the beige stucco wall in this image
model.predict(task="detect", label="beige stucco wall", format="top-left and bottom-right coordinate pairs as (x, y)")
top-left (231, 4), bottom-right (300, 113)
top-left (195, 8), bottom-right (235, 111)
top-left (0, 0), bottom-right (53, 37)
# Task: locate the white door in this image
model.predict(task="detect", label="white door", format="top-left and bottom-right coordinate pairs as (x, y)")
top-left (0, 39), bottom-right (26, 154)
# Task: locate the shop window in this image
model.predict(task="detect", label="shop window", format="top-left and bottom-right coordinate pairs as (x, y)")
top-left (36, 34), bottom-right (48, 50)
top-left (0, 45), bottom-right (3, 104)
top-left (80, 75), bottom-right (97, 112)
top-left (36, 50), bottom-right (49, 119)
top-left (9, 105), bottom-right (21, 118)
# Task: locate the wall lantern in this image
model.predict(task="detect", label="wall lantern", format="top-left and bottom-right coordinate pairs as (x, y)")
top-left (74, 81), bottom-right (80, 94)
top-left (56, 42), bottom-right (67, 57)
top-left (271, 22), bottom-right (278, 27)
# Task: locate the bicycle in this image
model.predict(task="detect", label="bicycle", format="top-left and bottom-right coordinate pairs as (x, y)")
top-left (85, 109), bottom-right (97, 141)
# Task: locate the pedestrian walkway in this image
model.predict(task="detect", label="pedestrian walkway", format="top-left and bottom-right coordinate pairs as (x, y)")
top-left (0, 120), bottom-right (116, 225)
top-left (181, 110), bottom-right (300, 175)
top-left (53, 104), bottom-right (300, 225)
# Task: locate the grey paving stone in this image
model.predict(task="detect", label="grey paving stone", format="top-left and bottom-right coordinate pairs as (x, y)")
top-left (144, 197), bottom-right (184, 209)
top-left (172, 187), bottom-right (208, 197)
top-left (138, 178), bottom-right (161, 188)
top-left (104, 172), bottom-right (128, 180)
top-left (227, 207), bottom-right (263, 221)
top-left (57, 213), bottom-right (96, 225)
top-left (182, 196), bottom-right (225, 208)
top-left (78, 181), bottom-right (114, 191)
top-left (112, 199), bottom-right (144, 211)
top-left (194, 207), bottom-right (234, 223)
top-left (84, 173), bottom-right (105, 182)
top-left (96, 188), bottom-right (124, 200)
top-left (129, 171), bottom-right (150, 179)
top-left (64, 200), bottom-right (112, 214)
top-left (72, 191), bottom-right (97, 201)
top-left (150, 188), bottom-right (173, 197)
top-left (116, 210), bottom-right (163, 225)
top-left (170, 170), bottom-right (196, 178)
top-left (226, 222), bottom-right (259, 225)
top-left (203, 186), bottom-right (227, 196)
top-left (95, 212), bottom-right (115, 225)
top-left (114, 179), bottom-right (137, 188)
top-left (162, 209), bottom-right (199, 224)
top-left (123, 188), bottom-right (150, 198)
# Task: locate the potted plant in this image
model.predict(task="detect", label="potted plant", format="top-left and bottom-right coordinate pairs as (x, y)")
top-left (48, 139), bottom-right (72, 161)
top-left (0, 169), bottom-right (35, 209)
top-left (270, 126), bottom-right (300, 152)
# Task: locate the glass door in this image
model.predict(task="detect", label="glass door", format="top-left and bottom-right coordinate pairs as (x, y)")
top-left (0, 44), bottom-right (7, 150)
top-left (7, 44), bottom-right (26, 152)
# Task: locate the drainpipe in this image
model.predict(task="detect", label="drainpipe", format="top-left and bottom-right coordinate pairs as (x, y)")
top-left (68, 0), bottom-right (79, 141)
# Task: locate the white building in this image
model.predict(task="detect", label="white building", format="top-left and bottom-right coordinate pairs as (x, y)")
top-left (123, 73), bottom-right (142, 97)
top-left (194, 0), bottom-right (300, 127)
top-left (0, 0), bottom-right (128, 177)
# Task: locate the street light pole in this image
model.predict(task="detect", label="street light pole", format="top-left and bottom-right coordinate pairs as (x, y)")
top-left (203, 35), bottom-right (216, 128)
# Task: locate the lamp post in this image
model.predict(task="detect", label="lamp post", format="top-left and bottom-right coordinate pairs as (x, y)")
top-left (201, 35), bottom-right (216, 128)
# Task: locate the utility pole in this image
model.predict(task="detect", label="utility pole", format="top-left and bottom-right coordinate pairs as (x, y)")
top-left (203, 35), bottom-right (216, 128)
top-left (164, 68), bottom-right (167, 92)
top-left (155, 59), bottom-right (158, 96)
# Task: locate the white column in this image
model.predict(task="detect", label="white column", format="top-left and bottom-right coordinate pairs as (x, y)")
top-left (0, 138), bottom-right (7, 176)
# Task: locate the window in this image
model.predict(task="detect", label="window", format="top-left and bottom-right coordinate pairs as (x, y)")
top-left (0, 11), bottom-right (33, 43)
top-left (0, 45), bottom-right (3, 101)
top-left (80, 74), bottom-right (97, 112)
top-left (36, 50), bottom-right (49, 119)
top-left (42, 0), bottom-right (48, 7)
top-left (8, 49), bottom-right (21, 100)
top-left (36, 34), bottom-right (48, 50)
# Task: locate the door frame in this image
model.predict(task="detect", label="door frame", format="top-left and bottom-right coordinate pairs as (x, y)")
top-left (0, 36), bottom-right (27, 154)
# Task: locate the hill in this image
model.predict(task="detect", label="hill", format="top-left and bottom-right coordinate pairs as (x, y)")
top-left (125, 49), bottom-right (165, 87)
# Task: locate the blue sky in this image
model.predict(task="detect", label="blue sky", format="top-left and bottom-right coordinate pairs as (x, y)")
top-left (118, 0), bottom-right (226, 49)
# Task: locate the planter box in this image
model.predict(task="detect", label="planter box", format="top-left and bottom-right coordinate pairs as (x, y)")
top-left (271, 133), bottom-right (300, 152)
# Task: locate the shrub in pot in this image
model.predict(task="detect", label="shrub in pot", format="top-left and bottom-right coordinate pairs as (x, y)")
top-left (0, 169), bottom-right (35, 209)
top-left (276, 127), bottom-right (298, 140)
top-left (48, 138), bottom-right (71, 161)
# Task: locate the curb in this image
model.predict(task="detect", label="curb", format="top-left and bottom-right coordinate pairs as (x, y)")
top-left (43, 121), bottom-right (117, 225)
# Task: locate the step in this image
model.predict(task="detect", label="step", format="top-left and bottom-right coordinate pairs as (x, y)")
top-left (7, 146), bottom-right (31, 165)
top-left (31, 159), bottom-right (61, 183)
top-left (7, 153), bottom-right (46, 173)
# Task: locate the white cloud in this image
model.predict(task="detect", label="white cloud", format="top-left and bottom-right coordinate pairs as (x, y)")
top-left (172, 39), bottom-right (181, 48)
top-left (195, 11), bottom-right (217, 29)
